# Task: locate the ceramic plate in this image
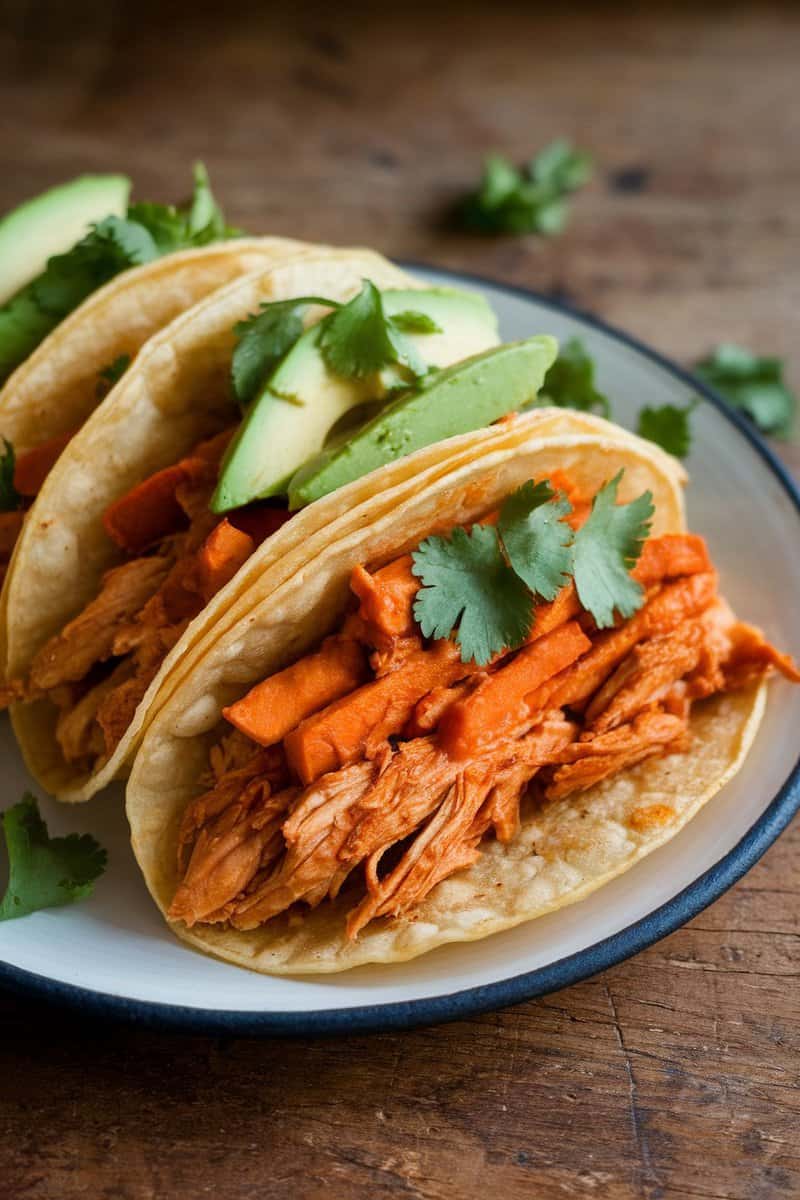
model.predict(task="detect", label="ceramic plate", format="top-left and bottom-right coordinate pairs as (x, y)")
top-left (1, 267), bottom-right (798, 1034)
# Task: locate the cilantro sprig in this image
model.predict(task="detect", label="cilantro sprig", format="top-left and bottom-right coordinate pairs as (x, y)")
top-left (412, 471), bottom-right (653, 664)
top-left (0, 163), bottom-right (238, 386)
top-left (695, 344), bottom-right (795, 438)
top-left (538, 338), bottom-right (696, 460)
top-left (573, 471), bottom-right (653, 628)
top-left (462, 140), bottom-right (592, 236)
top-left (231, 296), bottom-right (334, 408)
top-left (538, 337), bottom-right (610, 417)
top-left (412, 525), bottom-right (532, 667)
top-left (0, 438), bottom-right (21, 511)
top-left (0, 794), bottom-right (107, 922)
top-left (230, 281), bottom-right (441, 408)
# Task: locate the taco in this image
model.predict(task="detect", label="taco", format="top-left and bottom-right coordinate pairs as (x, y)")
top-left (3, 247), bottom-right (531, 801)
top-left (0, 234), bottom-right (321, 590)
top-left (123, 414), bottom-right (797, 975)
top-left (0, 163), bottom-right (323, 591)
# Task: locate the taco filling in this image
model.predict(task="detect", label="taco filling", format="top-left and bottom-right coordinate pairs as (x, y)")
top-left (165, 472), bottom-right (799, 939)
top-left (0, 430), bottom-right (79, 584)
top-left (6, 426), bottom-right (292, 769)
top-left (4, 277), bottom-right (570, 792)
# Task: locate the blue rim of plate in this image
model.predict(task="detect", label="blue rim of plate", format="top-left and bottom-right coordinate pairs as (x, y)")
top-left (1, 265), bottom-right (798, 1037)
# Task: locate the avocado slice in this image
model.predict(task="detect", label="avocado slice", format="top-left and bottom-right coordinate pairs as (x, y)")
top-left (211, 287), bottom-right (499, 513)
top-left (0, 174), bottom-right (131, 307)
top-left (288, 336), bottom-right (558, 509)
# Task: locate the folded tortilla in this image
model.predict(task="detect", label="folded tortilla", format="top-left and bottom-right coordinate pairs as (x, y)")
top-left (123, 418), bottom-right (758, 976)
top-left (0, 236), bottom-right (315, 662)
top-left (7, 247), bottom-right (514, 801)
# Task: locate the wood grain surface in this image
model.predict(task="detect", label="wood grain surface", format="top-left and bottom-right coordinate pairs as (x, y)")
top-left (0, 3), bottom-right (798, 1198)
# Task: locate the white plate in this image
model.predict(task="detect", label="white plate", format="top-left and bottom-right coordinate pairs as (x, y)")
top-left (1, 267), bottom-right (798, 1034)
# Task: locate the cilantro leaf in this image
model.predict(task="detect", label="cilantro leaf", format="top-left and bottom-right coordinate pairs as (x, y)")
top-left (187, 162), bottom-right (228, 239)
top-left (0, 793), bottom-right (107, 921)
top-left (96, 353), bottom-right (131, 398)
top-left (0, 438), bottom-right (21, 511)
top-left (411, 525), bottom-right (532, 666)
top-left (0, 165), bottom-right (240, 386)
top-left (498, 481), bottom-right (575, 601)
top-left (389, 310), bottom-right (443, 335)
top-left (320, 281), bottom-right (427, 381)
top-left (530, 138), bottom-right (593, 193)
top-left (0, 290), bottom-right (56, 381)
top-left (30, 223), bottom-right (139, 320)
top-left (231, 296), bottom-right (335, 408)
top-left (695, 344), bottom-right (795, 437)
top-left (637, 400), bottom-right (696, 458)
top-left (573, 471), bottom-right (654, 628)
top-left (129, 161), bottom-right (238, 253)
top-left (537, 337), bottom-right (611, 417)
top-left (462, 141), bottom-right (592, 237)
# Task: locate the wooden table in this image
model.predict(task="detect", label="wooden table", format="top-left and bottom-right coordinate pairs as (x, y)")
top-left (1, 4), bottom-right (798, 1197)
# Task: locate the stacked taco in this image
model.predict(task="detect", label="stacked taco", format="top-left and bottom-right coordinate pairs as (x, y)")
top-left (125, 413), bottom-right (798, 973)
top-left (0, 164), bottom-right (311, 592)
top-left (1, 171), bottom-right (796, 976)
top-left (3, 242), bottom-right (563, 801)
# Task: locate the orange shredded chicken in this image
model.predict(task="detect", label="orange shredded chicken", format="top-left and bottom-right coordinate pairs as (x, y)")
top-left (165, 487), bottom-right (798, 941)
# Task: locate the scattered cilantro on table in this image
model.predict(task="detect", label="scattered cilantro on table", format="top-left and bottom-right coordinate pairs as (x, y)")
top-left (537, 337), bottom-right (610, 417)
top-left (462, 140), bottom-right (592, 236)
top-left (0, 437), bottom-right (21, 511)
top-left (412, 470), bottom-right (652, 664)
top-left (694, 344), bottom-right (795, 438)
top-left (0, 794), bottom-right (106, 922)
top-left (0, 163), bottom-right (239, 386)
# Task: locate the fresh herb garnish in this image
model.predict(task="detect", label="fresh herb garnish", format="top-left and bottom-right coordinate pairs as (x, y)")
top-left (232, 281), bottom-right (440, 409)
top-left (636, 400), bottom-right (696, 459)
top-left (573, 471), bottom-right (653, 628)
top-left (695, 344), bottom-right (795, 437)
top-left (0, 164), bottom-right (238, 386)
top-left (319, 281), bottom-right (429, 381)
top-left (128, 162), bottom-right (237, 254)
top-left (412, 471), bottom-right (651, 663)
top-left (0, 438), bottom-right (21, 511)
top-left (539, 339), bottom-right (697, 458)
top-left (537, 337), bottom-right (610, 417)
top-left (231, 297), bottom-right (334, 409)
top-left (412, 525), bottom-right (532, 666)
top-left (462, 140), bottom-right (592, 236)
top-left (497, 481), bottom-right (574, 601)
top-left (95, 353), bottom-right (132, 398)
top-left (0, 794), bottom-right (107, 922)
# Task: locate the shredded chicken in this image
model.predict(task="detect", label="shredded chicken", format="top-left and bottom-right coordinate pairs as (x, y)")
top-left (167, 519), bottom-right (798, 941)
top-left (583, 621), bottom-right (705, 732)
top-left (545, 708), bottom-right (690, 801)
top-left (54, 664), bottom-right (134, 765)
top-left (170, 778), bottom-right (298, 927)
top-left (29, 556), bottom-right (171, 692)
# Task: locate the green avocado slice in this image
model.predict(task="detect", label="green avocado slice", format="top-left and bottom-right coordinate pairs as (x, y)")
top-left (211, 287), bottom-right (499, 513)
top-left (0, 174), bottom-right (130, 308)
top-left (288, 335), bottom-right (558, 509)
